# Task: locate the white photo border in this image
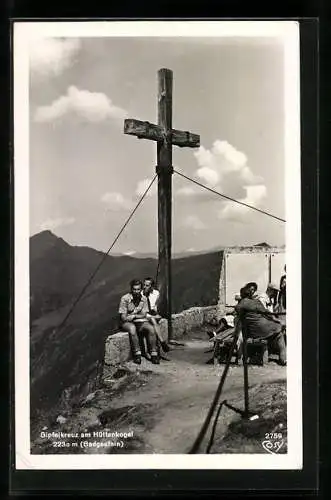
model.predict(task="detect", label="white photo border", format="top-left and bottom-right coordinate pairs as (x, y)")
top-left (13, 20), bottom-right (302, 470)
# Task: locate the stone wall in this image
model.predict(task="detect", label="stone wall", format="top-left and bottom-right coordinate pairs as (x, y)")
top-left (102, 245), bottom-right (286, 381)
top-left (164, 305), bottom-right (219, 339)
top-left (102, 305), bottom-right (218, 381)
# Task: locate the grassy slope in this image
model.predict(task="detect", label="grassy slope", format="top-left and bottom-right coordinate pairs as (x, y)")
top-left (30, 231), bottom-right (223, 419)
top-left (211, 381), bottom-right (287, 454)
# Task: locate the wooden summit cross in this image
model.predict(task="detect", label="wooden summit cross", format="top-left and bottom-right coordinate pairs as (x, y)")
top-left (124, 68), bottom-right (200, 341)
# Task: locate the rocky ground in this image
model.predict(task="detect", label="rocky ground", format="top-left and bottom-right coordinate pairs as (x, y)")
top-left (31, 327), bottom-right (287, 455)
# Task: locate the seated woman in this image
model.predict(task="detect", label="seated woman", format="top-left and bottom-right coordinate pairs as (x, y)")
top-left (234, 284), bottom-right (286, 366)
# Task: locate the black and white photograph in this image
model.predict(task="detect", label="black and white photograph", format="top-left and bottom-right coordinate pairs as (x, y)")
top-left (14, 20), bottom-right (302, 469)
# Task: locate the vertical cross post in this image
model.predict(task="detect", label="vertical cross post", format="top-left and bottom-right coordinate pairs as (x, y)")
top-left (123, 68), bottom-right (200, 345)
top-left (157, 68), bottom-right (173, 341)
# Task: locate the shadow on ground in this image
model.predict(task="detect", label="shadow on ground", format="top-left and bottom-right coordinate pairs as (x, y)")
top-left (31, 335), bottom-right (287, 455)
top-left (210, 381), bottom-right (287, 454)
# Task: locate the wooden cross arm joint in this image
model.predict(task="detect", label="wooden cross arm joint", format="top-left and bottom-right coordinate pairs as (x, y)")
top-left (124, 118), bottom-right (200, 148)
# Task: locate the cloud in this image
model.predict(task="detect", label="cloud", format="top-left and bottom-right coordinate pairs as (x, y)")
top-left (123, 250), bottom-right (136, 256)
top-left (240, 165), bottom-right (262, 184)
top-left (245, 184), bottom-right (267, 203)
top-left (212, 140), bottom-right (247, 170)
top-left (29, 37), bottom-right (82, 81)
top-left (135, 178), bottom-right (157, 198)
top-left (194, 146), bottom-right (217, 171)
top-left (101, 192), bottom-right (133, 211)
top-left (175, 139), bottom-right (263, 208)
top-left (182, 215), bottom-right (206, 231)
top-left (182, 139), bottom-right (266, 220)
top-left (39, 217), bottom-right (75, 231)
top-left (175, 186), bottom-right (216, 202)
top-left (176, 186), bottom-right (198, 197)
top-left (193, 140), bottom-right (262, 189)
top-left (197, 167), bottom-right (220, 187)
top-left (34, 86), bottom-right (128, 124)
top-left (218, 184), bottom-right (267, 222)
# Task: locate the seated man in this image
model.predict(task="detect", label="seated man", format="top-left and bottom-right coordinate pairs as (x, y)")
top-left (118, 279), bottom-right (159, 365)
top-left (142, 277), bottom-right (170, 353)
top-left (235, 284), bottom-right (286, 366)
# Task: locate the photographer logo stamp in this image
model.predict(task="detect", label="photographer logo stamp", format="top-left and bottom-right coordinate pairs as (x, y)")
top-left (262, 433), bottom-right (284, 454)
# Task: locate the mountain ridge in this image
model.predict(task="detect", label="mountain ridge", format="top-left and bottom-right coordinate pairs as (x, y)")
top-left (29, 230), bottom-right (223, 422)
top-left (30, 230), bottom-right (280, 259)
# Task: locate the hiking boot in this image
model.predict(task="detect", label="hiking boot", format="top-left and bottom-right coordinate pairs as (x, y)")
top-left (161, 341), bottom-right (170, 353)
top-left (151, 354), bottom-right (160, 365)
top-left (133, 354), bottom-right (142, 365)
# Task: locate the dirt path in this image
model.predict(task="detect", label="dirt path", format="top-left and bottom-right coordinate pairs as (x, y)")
top-left (110, 339), bottom-right (287, 454)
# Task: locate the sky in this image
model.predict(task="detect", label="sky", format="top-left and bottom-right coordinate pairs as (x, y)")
top-left (29, 34), bottom-right (286, 255)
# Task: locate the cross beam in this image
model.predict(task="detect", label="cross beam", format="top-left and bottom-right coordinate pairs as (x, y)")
top-left (124, 68), bottom-right (200, 342)
top-left (124, 119), bottom-right (200, 148)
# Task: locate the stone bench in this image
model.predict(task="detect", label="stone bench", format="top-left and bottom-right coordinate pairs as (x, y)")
top-left (103, 331), bottom-right (132, 381)
top-left (102, 318), bottom-right (169, 381)
top-left (214, 336), bottom-right (269, 366)
top-left (102, 306), bottom-right (220, 381)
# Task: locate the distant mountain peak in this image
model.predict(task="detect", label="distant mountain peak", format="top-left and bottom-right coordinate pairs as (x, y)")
top-left (31, 229), bottom-right (58, 240)
top-left (30, 230), bottom-right (70, 260)
top-left (31, 230), bottom-right (70, 244)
